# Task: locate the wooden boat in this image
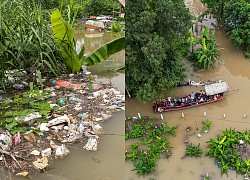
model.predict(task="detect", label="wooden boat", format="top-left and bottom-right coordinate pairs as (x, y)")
top-left (153, 81), bottom-right (229, 113)
top-left (85, 20), bottom-right (104, 30)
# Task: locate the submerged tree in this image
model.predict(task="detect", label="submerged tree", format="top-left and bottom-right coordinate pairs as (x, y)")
top-left (201, 0), bottom-right (250, 58)
top-left (126, 0), bottom-right (192, 102)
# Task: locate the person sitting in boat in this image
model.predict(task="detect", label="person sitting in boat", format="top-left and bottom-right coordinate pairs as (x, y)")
top-left (167, 101), bottom-right (171, 107)
top-left (173, 98), bottom-right (177, 105)
top-left (199, 96), bottom-right (204, 103)
top-left (177, 97), bottom-right (181, 104)
top-left (213, 95), bottom-right (217, 100)
top-left (167, 97), bottom-right (171, 102)
top-left (162, 99), bottom-right (167, 107)
top-left (191, 92), bottom-right (195, 101)
top-left (170, 102), bottom-right (174, 107)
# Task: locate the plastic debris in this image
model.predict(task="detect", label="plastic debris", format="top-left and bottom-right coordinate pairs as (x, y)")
top-left (52, 80), bottom-right (102, 90)
top-left (33, 157), bottom-right (48, 170)
top-left (49, 103), bottom-right (59, 109)
top-left (68, 96), bottom-right (85, 104)
top-left (30, 150), bottom-right (40, 156)
top-left (13, 84), bottom-right (24, 90)
top-left (13, 132), bottom-right (21, 146)
top-left (0, 131), bottom-right (12, 151)
top-left (59, 98), bottom-right (66, 105)
top-left (197, 134), bottom-right (201, 138)
top-left (50, 140), bottom-right (58, 149)
top-left (92, 124), bottom-right (103, 134)
top-left (47, 115), bottom-right (70, 127)
top-left (40, 123), bottom-right (49, 132)
top-left (19, 112), bottom-right (42, 122)
top-left (55, 144), bottom-right (70, 158)
top-left (41, 148), bottom-right (52, 157)
top-left (83, 137), bottom-right (99, 151)
top-left (16, 171), bottom-right (29, 177)
top-left (74, 104), bottom-right (82, 111)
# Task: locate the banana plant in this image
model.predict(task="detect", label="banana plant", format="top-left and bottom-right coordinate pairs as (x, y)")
top-left (51, 9), bottom-right (81, 73)
top-left (51, 9), bottom-right (125, 73)
top-left (82, 36), bottom-right (125, 66)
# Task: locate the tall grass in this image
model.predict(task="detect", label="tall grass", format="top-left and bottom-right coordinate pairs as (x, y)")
top-left (0, 0), bottom-right (67, 90)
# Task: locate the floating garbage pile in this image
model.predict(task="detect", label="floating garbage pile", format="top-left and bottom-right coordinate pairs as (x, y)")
top-left (0, 72), bottom-right (125, 176)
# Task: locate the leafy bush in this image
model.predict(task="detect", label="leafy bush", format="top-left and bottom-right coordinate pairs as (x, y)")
top-left (223, 0), bottom-right (250, 57)
top-left (206, 128), bottom-right (250, 176)
top-left (201, 0), bottom-right (250, 58)
top-left (125, 116), bottom-right (177, 174)
top-left (185, 143), bottom-right (203, 157)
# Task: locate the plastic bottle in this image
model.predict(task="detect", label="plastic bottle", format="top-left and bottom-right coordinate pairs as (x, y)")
top-left (52, 80), bottom-right (102, 90)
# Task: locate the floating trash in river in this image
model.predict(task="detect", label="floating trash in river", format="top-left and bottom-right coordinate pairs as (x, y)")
top-left (55, 144), bottom-right (70, 158)
top-left (0, 131), bottom-right (12, 151)
top-left (33, 157), bottom-right (49, 170)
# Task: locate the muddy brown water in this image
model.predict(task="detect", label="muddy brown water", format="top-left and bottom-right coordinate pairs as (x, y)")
top-left (125, 1), bottom-right (250, 180)
top-left (3, 27), bottom-right (125, 179)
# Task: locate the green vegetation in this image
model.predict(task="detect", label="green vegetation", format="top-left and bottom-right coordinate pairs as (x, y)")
top-left (0, 85), bottom-right (56, 135)
top-left (125, 0), bottom-right (192, 102)
top-left (185, 143), bottom-right (203, 157)
top-left (206, 128), bottom-right (250, 176)
top-left (125, 116), bottom-right (178, 174)
top-left (0, 0), bottom-right (125, 90)
top-left (201, 0), bottom-right (250, 58)
top-left (81, 0), bottom-right (122, 17)
top-left (188, 26), bottom-right (222, 69)
top-left (0, 0), bottom-right (65, 90)
top-left (200, 119), bottom-right (213, 134)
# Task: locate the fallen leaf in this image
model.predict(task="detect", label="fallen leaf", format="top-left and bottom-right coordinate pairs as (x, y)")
top-left (30, 133), bottom-right (36, 142)
top-left (24, 135), bottom-right (32, 142)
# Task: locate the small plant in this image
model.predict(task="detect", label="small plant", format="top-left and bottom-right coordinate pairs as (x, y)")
top-left (125, 116), bottom-right (177, 175)
top-left (185, 143), bottom-right (203, 157)
top-left (125, 124), bottom-right (145, 140)
top-left (200, 119), bottom-right (212, 133)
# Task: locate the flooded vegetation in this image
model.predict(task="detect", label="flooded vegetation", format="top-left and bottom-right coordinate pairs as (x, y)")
top-left (125, 0), bottom-right (250, 179)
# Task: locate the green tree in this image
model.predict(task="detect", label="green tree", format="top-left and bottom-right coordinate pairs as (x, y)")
top-left (201, 0), bottom-right (250, 57)
top-left (223, 0), bottom-right (250, 57)
top-left (200, 0), bottom-right (228, 20)
top-left (126, 0), bottom-right (192, 102)
top-left (81, 0), bottom-right (121, 17)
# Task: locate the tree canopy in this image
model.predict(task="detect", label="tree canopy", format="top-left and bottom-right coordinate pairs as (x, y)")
top-left (125, 0), bottom-right (192, 102)
top-left (201, 0), bottom-right (250, 57)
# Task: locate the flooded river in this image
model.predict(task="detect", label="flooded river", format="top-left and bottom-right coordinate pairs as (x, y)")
top-left (3, 24), bottom-right (125, 179)
top-left (125, 0), bottom-right (250, 180)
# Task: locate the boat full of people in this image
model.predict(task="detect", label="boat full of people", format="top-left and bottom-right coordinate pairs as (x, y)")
top-left (153, 81), bottom-right (229, 113)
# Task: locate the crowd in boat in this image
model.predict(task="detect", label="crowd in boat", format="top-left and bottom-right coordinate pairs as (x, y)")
top-left (154, 90), bottom-right (224, 112)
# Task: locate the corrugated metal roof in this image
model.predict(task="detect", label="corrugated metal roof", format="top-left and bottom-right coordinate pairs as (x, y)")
top-left (205, 82), bottom-right (229, 95)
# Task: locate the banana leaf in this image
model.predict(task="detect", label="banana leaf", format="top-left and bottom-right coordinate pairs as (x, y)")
top-left (51, 9), bottom-right (81, 73)
top-left (82, 36), bottom-right (125, 66)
